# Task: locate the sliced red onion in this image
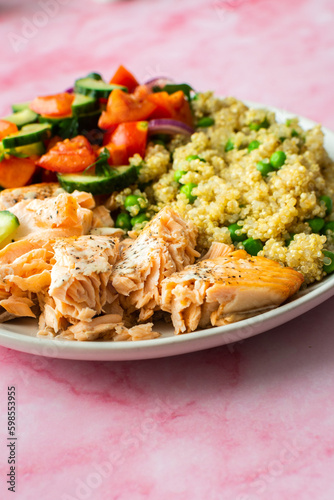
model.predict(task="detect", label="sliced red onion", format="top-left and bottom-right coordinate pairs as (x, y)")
top-left (148, 119), bottom-right (194, 136)
top-left (64, 87), bottom-right (74, 94)
top-left (143, 77), bottom-right (174, 92)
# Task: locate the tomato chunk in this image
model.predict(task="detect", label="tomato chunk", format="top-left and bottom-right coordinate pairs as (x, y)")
top-left (0, 157), bottom-right (36, 188)
top-left (110, 65), bottom-right (139, 93)
top-left (30, 92), bottom-right (74, 118)
top-left (0, 120), bottom-right (18, 140)
top-left (147, 90), bottom-right (193, 126)
top-left (111, 121), bottom-right (148, 159)
top-left (100, 143), bottom-right (129, 166)
top-left (37, 135), bottom-right (96, 173)
top-left (98, 87), bottom-right (156, 128)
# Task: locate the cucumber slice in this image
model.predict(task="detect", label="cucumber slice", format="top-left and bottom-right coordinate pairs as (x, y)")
top-left (2, 123), bottom-right (51, 149)
top-left (12, 101), bottom-right (31, 112)
top-left (7, 141), bottom-right (45, 158)
top-left (74, 77), bottom-right (127, 99)
top-left (0, 211), bottom-right (19, 245)
top-left (3, 109), bottom-right (38, 129)
top-left (72, 93), bottom-right (98, 117)
top-left (86, 72), bottom-right (103, 81)
top-left (58, 165), bottom-right (139, 195)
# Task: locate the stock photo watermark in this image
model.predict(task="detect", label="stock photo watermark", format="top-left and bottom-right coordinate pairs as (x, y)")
top-left (6, 385), bottom-right (17, 493)
top-left (8, 0), bottom-right (71, 53)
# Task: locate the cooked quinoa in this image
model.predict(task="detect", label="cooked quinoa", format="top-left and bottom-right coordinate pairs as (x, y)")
top-left (117, 93), bottom-right (334, 284)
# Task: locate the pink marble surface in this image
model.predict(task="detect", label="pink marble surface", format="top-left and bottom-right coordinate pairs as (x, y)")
top-left (0, 0), bottom-right (334, 498)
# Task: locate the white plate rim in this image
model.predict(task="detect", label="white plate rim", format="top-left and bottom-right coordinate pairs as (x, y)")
top-left (0, 102), bottom-right (333, 360)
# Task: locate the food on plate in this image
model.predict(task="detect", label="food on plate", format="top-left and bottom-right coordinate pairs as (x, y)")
top-left (111, 206), bottom-right (200, 321)
top-left (161, 242), bottom-right (304, 334)
top-left (0, 64), bottom-right (333, 341)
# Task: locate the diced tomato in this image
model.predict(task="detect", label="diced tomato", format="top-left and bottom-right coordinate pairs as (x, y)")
top-left (0, 120), bottom-right (18, 140)
top-left (100, 143), bottom-right (129, 166)
top-left (111, 121), bottom-right (148, 159)
top-left (110, 65), bottom-right (139, 93)
top-left (98, 87), bottom-right (157, 128)
top-left (46, 135), bottom-right (62, 151)
top-left (147, 90), bottom-right (193, 126)
top-left (29, 92), bottom-right (74, 118)
top-left (102, 127), bottom-right (118, 146)
top-left (37, 135), bottom-right (96, 173)
top-left (0, 157), bottom-right (36, 188)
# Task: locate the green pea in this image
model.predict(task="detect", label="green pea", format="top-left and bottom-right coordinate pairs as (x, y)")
top-left (248, 118), bottom-right (270, 131)
top-left (186, 155), bottom-right (205, 162)
top-left (115, 212), bottom-right (132, 231)
top-left (270, 151), bottom-right (286, 169)
top-left (228, 223), bottom-right (247, 242)
top-left (320, 195), bottom-right (333, 216)
top-left (323, 221), bottom-right (334, 234)
top-left (256, 159), bottom-right (274, 177)
top-left (285, 233), bottom-right (295, 246)
top-left (174, 170), bottom-right (187, 183)
top-left (323, 250), bottom-right (334, 274)
top-left (131, 213), bottom-right (149, 226)
top-left (124, 194), bottom-right (148, 214)
top-left (291, 129), bottom-right (299, 138)
top-left (197, 117), bottom-right (215, 128)
top-left (243, 238), bottom-right (264, 256)
top-left (180, 183), bottom-right (197, 203)
top-left (248, 140), bottom-right (260, 152)
top-left (306, 218), bottom-right (325, 233)
top-left (225, 139), bottom-right (234, 152)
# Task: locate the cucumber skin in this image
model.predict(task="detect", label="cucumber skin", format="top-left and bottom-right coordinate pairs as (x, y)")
top-left (72, 94), bottom-right (98, 117)
top-left (0, 210), bottom-right (20, 243)
top-left (74, 78), bottom-right (127, 100)
top-left (3, 109), bottom-right (38, 129)
top-left (12, 101), bottom-right (31, 112)
top-left (58, 166), bottom-right (139, 196)
top-left (2, 123), bottom-right (51, 148)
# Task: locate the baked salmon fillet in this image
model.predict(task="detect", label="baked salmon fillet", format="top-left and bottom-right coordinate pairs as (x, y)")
top-left (161, 243), bottom-right (304, 334)
top-left (111, 206), bottom-right (200, 321)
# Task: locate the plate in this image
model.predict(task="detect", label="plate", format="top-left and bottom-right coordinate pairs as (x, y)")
top-left (0, 103), bottom-right (333, 361)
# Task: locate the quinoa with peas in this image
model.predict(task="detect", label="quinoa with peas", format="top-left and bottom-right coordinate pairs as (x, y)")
top-left (115, 92), bottom-right (334, 284)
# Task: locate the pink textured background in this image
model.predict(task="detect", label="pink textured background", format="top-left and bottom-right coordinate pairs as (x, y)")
top-left (1, 0), bottom-right (334, 499)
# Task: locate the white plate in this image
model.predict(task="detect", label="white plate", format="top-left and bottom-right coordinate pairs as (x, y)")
top-left (0, 103), bottom-right (334, 361)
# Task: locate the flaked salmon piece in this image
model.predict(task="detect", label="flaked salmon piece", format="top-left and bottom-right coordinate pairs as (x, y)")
top-left (199, 242), bottom-right (234, 260)
top-left (113, 323), bottom-right (160, 341)
top-left (48, 235), bottom-right (120, 325)
top-left (46, 315), bottom-right (160, 341)
top-left (0, 295), bottom-right (36, 318)
top-left (38, 296), bottom-right (69, 335)
top-left (0, 247), bottom-right (53, 310)
top-left (58, 313), bottom-right (123, 341)
top-left (71, 190), bottom-right (95, 210)
top-left (111, 206), bottom-right (200, 321)
top-left (0, 183), bottom-right (62, 210)
top-left (90, 227), bottom-right (125, 238)
top-left (8, 192), bottom-right (93, 241)
top-left (0, 183), bottom-right (95, 210)
top-left (91, 206), bottom-right (114, 228)
top-left (161, 243), bottom-right (304, 334)
top-left (0, 239), bottom-right (52, 265)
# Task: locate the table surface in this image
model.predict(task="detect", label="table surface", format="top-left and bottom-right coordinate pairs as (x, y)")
top-left (1, 0), bottom-right (334, 499)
